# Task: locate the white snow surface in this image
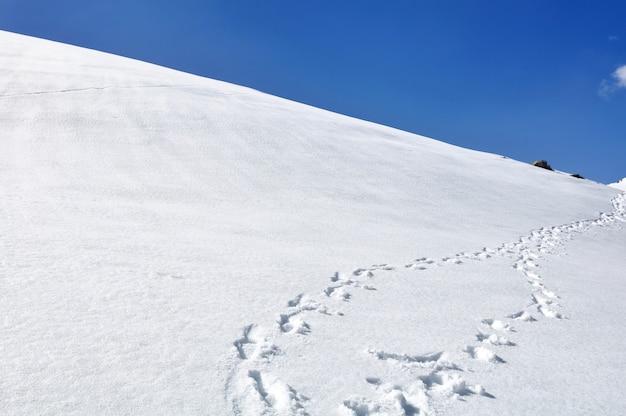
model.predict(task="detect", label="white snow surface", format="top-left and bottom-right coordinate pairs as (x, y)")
top-left (609, 177), bottom-right (626, 191)
top-left (1, 30), bottom-right (625, 415)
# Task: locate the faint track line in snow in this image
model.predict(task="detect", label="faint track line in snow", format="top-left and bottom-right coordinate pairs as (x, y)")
top-left (0, 84), bottom-right (197, 98)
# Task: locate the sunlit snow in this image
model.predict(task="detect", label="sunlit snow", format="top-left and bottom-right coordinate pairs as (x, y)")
top-left (1, 30), bottom-right (625, 415)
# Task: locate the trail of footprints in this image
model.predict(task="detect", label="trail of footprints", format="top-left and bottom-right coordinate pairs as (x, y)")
top-left (225, 193), bottom-right (625, 415)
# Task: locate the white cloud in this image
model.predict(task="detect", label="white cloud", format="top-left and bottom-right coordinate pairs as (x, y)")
top-left (609, 35), bottom-right (619, 41)
top-left (599, 65), bottom-right (626, 98)
top-left (614, 65), bottom-right (626, 87)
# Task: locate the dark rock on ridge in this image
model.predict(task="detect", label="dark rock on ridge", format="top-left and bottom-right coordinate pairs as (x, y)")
top-left (531, 160), bottom-right (553, 171)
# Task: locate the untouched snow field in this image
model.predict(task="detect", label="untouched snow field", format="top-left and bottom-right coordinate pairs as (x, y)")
top-left (1, 30), bottom-right (624, 415)
top-left (609, 178), bottom-right (626, 191)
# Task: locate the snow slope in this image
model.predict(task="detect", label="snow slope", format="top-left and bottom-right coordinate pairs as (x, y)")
top-left (1, 30), bottom-right (624, 415)
top-left (609, 177), bottom-right (626, 191)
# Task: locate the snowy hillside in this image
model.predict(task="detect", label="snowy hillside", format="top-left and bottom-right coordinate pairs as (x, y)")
top-left (609, 178), bottom-right (626, 191)
top-left (1, 30), bottom-right (625, 415)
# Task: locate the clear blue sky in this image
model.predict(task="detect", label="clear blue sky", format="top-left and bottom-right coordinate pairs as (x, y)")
top-left (2, 0), bottom-right (625, 183)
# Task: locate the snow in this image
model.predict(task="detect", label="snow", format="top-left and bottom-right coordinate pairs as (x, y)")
top-left (1, 30), bottom-right (625, 415)
top-left (609, 177), bottom-right (626, 191)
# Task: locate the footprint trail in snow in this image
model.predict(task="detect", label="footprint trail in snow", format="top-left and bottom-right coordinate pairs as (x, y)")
top-left (224, 192), bottom-right (625, 415)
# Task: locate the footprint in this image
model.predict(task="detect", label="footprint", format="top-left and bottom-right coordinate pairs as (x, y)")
top-left (524, 259), bottom-right (539, 268)
top-left (372, 263), bottom-right (395, 271)
top-left (418, 371), bottom-right (493, 398)
top-left (524, 270), bottom-right (541, 281)
top-left (537, 306), bottom-right (564, 319)
top-left (530, 293), bottom-right (560, 309)
top-left (508, 310), bottom-right (537, 322)
top-left (464, 345), bottom-right (505, 363)
top-left (461, 248), bottom-right (495, 260)
top-left (406, 264), bottom-right (427, 270)
top-left (341, 380), bottom-right (428, 416)
top-left (287, 293), bottom-right (304, 307)
top-left (277, 314), bottom-right (311, 335)
top-left (352, 268), bottom-right (374, 278)
top-left (365, 377), bottom-right (382, 386)
top-left (541, 289), bottom-right (559, 299)
top-left (228, 330), bottom-right (307, 414)
top-left (324, 286), bottom-right (351, 301)
top-left (476, 331), bottom-right (516, 346)
top-left (482, 319), bottom-right (513, 332)
top-left (247, 370), bottom-right (310, 415)
top-left (442, 257), bottom-right (463, 265)
top-left (405, 257), bottom-right (436, 270)
top-left (367, 349), bottom-right (442, 364)
top-left (233, 324), bottom-right (256, 360)
top-left (233, 325), bottom-right (280, 363)
top-left (366, 349), bottom-right (460, 372)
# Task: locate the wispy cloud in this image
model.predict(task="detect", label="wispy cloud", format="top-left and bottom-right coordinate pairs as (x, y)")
top-left (599, 65), bottom-right (626, 98)
top-left (608, 35), bottom-right (619, 41)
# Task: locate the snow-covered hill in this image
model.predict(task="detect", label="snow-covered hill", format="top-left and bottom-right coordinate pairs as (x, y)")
top-left (609, 177), bottom-right (626, 191)
top-left (1, 30), bottom-right (624, 415)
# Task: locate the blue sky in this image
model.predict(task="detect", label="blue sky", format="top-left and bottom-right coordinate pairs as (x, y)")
top-left (1, 0), bottom-right (625, 183)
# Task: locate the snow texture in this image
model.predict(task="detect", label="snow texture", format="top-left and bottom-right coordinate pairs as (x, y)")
top-left (1, 30), bottom-right (625, 415)
top-left (609, 177), bottom-right (626, 191)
